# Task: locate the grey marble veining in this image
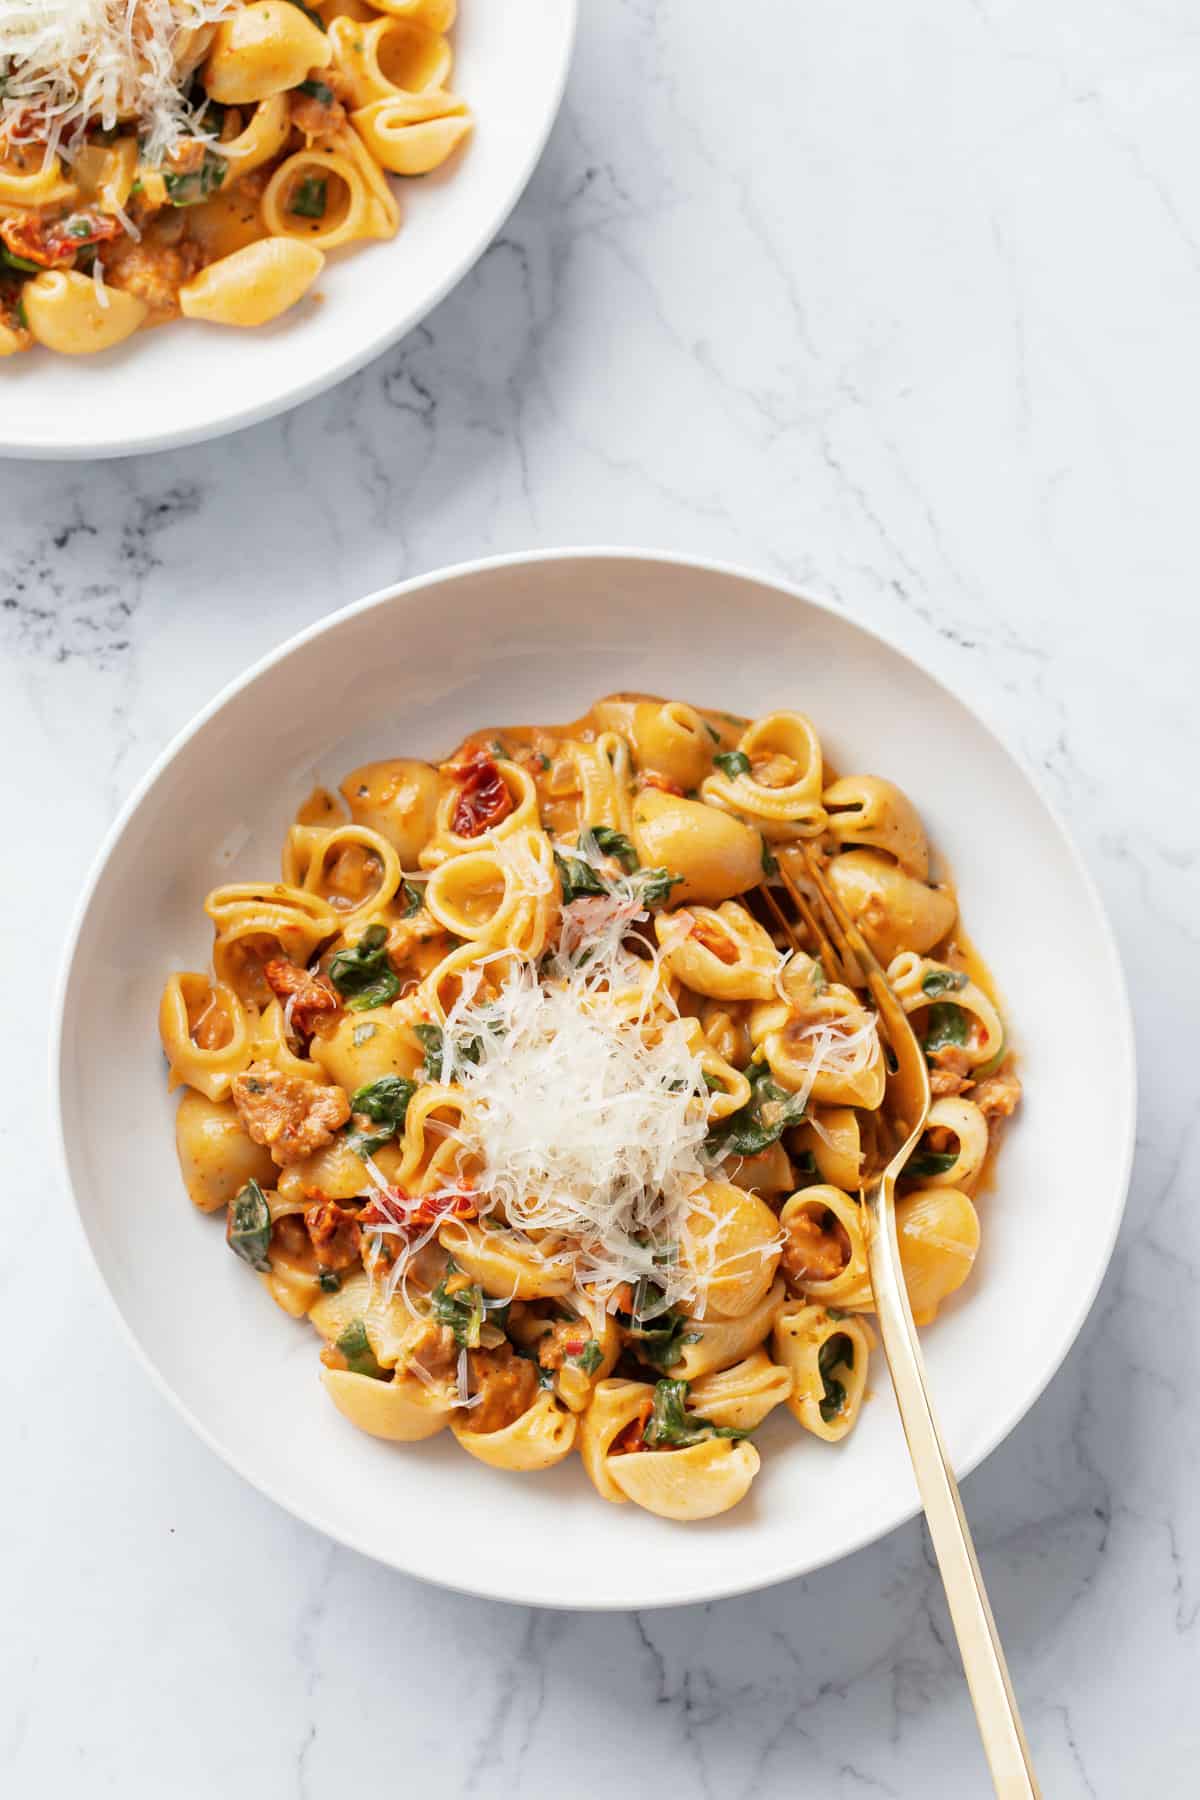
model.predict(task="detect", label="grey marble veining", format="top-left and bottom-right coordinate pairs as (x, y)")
top-left (6, 0), bottom-right (1200, 1793)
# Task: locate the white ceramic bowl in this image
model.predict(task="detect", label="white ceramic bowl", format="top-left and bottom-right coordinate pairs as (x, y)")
top-left (0, 3), bottom-right (575, 460)
top-left (53, 550), bottom-right (1135, 1608)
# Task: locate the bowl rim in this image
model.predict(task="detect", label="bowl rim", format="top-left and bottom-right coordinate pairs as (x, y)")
top-left (0, 3), bottom-right (577, 462)
top-left (50, 546), bottom-right (1138, 1608)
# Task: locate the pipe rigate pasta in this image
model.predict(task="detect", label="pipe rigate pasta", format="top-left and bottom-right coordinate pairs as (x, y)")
top-left (160, 693), bottom-right (1021, 1521)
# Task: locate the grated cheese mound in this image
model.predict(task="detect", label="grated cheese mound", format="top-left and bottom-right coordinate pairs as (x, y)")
top-left (0, 0), bottom-right (237, 166)
top-left (440, 868), bottom-right (714, 1315)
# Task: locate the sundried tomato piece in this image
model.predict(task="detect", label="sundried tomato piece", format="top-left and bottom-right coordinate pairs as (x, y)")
top-left (1, 210), bottom-right (121, 270)
top-left (358, 1188), bottom-right (478, 1233)
top-left (449, 753), bottom-right (513, 838)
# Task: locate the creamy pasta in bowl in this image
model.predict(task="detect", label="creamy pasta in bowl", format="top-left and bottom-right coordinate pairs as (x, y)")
top-left (54, 551), bottom-right (1135, 1604)
top-left (157, 699), bottom-right (1024, 1522)
top-left (0, 0), bottom-right (575, 455)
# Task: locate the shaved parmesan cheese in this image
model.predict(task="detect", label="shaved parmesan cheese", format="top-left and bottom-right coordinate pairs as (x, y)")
top-left (0, 0), bottom-right (236, 166)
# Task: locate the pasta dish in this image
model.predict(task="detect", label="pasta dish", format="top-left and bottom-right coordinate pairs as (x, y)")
top-left (0, 0), bottom-right (470, 357)
top-left (159, 695), bottom-right (1022, 1522)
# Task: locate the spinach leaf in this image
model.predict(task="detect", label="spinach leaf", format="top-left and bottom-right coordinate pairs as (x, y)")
top-left (565, 1338), bottom-right (603, 1375)
top-left (643, 1377), bottom-right (750, 1448)
top-left (819, 1376), bottom-right (847, 1423)
top-left (328, 924), bottom-right (400, 1011)
top-left (413, 1021), bottom-right (445, 1079)
top-left (336, 1320), bottom-right (387, 1380)
top-left (1, 245), bottom-right (40, 274)
top-left (923, 1002), bottom-right (967, 1054)
top-left (818, 1334), bottom-right (853, 1422)
top-left (617, 1279), bottom-right (699, 1371)
top-left (704, 721), bottom-right (722, 744)
top-left (714, 749), bottom-right (751, 779)
top-left (761, 836), bottom-right (779, 878)
top-left (707, 1060), bottom-right (807, 1158)
top-left (638, 867), bottom-right (682, 906)
top-left (430, 1260), bottom-right (485, 1349)
top-left (905, 1148), bottom-right (958, 1179)
top-left (163, 148), bottom-right (226, 206)
top-left (347, 1074), bottom-right (415, 1155)
top-left (922, 968), bottom-right (968, 998)
top-left (413, 1021), bottom-right (485, 1082)
top-left (554, 849), bottom-right (610, 904)
top-left (401, 878), bottom-right (423, 918)
top-left (289, 174), bottom-right (328, 219)
top-left (226, 1178), bottom-right (272, 1271)
top-left (588, 825), bottom-right (638, 871)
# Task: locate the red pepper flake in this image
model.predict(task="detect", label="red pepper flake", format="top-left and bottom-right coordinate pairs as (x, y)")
top-left (449, 752), bottom-right (513, 838)
top-left (635, 770), bottom-right (685, 797)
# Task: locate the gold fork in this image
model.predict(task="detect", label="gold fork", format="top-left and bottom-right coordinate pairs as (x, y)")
top-left (759, 844), bottom-right (1041, 1800)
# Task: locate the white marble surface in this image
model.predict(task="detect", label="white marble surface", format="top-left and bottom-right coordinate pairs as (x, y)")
top-left (6, 0), bottom-right (1199, 1792)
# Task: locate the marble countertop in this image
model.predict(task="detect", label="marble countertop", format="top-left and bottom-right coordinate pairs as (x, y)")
top-left (8, 0), bottom-right (1199, 1792)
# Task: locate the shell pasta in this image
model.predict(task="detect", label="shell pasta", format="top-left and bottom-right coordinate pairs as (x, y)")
top-left (159, 694), bottom-right (1023, 1522)
top-left (0, 0), bottom-right (472, 357)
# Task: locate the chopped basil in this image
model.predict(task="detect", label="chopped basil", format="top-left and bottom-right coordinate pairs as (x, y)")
top-left (714, 749), bottom-right (751, 779)
top-left (163, 149), bottom-right (226, 206)
top-left (707, 1060), bottom-right (807, 1158)
top-left (317, 1268), bottom-right (342, 1293)
top-left (297, 78), bottom-right (334, 103)
top-left (336, 1319), bottom-right (387, 1380)
top-left (1, 246), bottom-right (40, 274)
top-left (430, 1260), bottom-right (485, 1349)
top-left (347, 1074), bottom-right (415, 1155)
top-left (588, 825), bottom-right (638, 871)
top-left (702, 1071), bottom-right (725, 1093)
top-left (289, 174), bottom-right (328, 219)
top-left (704, 721), bottom-right (721, 744)
top-left (401, 878), bottom-right (423, 918)
top-left (225, 1179), bottom-right (272, 1271)
top-left (905, 1148), bottom-right (958, 1179)
top-left (617, 1279), bottom-right (698, 1371)
top-left (566, 1338), bottom-right (604, 1375)
top-left (921, 968), bottom-right (968, 998)
top-left (923, 1002), bottom-right (968, 1054)
top-left (328, 924), bottom-right (400, 1011)
top-left (818, 1333), bottom-right (854, 1422)
top-left (643, 1377), bottom-right (750, 1448)
top-left (761, 836), bottom-right (779, 878)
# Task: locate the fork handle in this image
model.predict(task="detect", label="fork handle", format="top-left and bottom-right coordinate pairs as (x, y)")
top-left (865, 1187), bottom-right (1042, 1800)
